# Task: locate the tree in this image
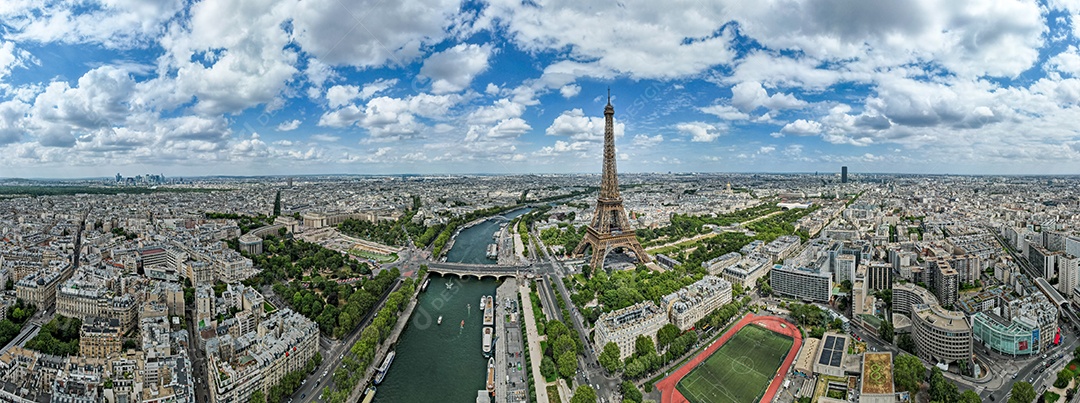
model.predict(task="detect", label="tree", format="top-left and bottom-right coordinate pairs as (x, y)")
top-left (634, 335), bottom-right (656, 358)
top-left (897, 333), bottom-right (916, 354)
top-left (657, 324), bottom-right (680, 350)
top-left (879, 319), bottom-right (895, 342)
top-left (541, 356), bottom-right (557, 379)
top-left (1056, 368), bottom-right (1074, 389)
top-left (840, 280), bottom-right (852, 293)
top-left (558, 350), bottom-right (577, 379)
top-left (893, 354), bottom-right (925, 393)
top-left (249, 390), bottom-right (266, 403)
top-left (599, 342), bottom-right (623, 373)
top-left (929, 367), bottom-right (959, 403)
top-left (959, 390), bottom-right (981, 403)
top-left (571, 385), bottom-right (597, 403)
top-left (1008, 381), bottom-right (1036, 403)
top-left (554, 334), bottom-right (577, 357)
top-left (621, 381), bottom-right (643, 403)
top-left (624, 358), bottom-right (645, 378)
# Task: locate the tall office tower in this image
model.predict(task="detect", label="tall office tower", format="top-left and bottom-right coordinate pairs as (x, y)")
top-left (841, 166), bottom-right (848, 183)
top-left (573, 91), bottom-right (650, 269)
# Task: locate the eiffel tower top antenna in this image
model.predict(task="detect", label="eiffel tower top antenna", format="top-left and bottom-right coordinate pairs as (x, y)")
top-left (607, 87), bottom-right (611, 105)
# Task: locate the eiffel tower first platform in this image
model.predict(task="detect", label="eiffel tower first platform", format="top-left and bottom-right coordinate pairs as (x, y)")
top-left (572, 92), bottom-right (650, 269)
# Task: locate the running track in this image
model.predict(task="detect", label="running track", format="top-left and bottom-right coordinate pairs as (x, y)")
top-left (655, 313), bottom-right (803, 403)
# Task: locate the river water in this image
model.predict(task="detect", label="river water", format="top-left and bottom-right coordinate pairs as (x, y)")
top-left (375, 208), bottom-right (529, 402)
top-left (444, 208), bottom-right (530, 264)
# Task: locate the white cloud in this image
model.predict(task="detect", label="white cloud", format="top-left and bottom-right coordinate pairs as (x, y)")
top-left (318, 93), bottom-right (462, 140)
top-left (758, 146), bottom-right (775, 154)
top-left (780, 119), bottom-right (822, 136)
top-left (730, 81), bottom-right (807, 113)
top-left (277, 119), bottom-right (301, 131)
top-left (311, 134), bottom-right (340, 142)
top-left (632, 134), bottom-right (663, 147)
top-left (675, 122), bottom-right (723, 142)
top-left (420, 43), bottom-right (493, 94)
top-left (484, 0), bottom-right (735, 80)
top-left (486, 118), bottom-right (531, 138)
top-left (559, 84), bottom-right (581, 98)
top-left (292, 0), bottom-right (465, 68)
top-left (700, 104), bottom-right (750, 120)
top-left (3, 0), bottom-right (185, 49)
top-left (545, 108), bottom-right (624, 141)
top-left (1047, 46), bottom-right (1080, 77)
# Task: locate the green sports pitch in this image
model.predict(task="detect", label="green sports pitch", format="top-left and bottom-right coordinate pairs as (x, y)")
top-left (676, 324), bottom-right (794, 403)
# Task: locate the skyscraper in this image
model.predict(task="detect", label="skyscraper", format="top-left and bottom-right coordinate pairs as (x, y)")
top-left (573, 91), bottom-right (650, 269)
top-left (841, 166), bottom-right (848, 183)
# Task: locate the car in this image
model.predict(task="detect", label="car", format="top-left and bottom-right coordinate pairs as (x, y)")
top-left (301, 394), bottom-right (306, 399)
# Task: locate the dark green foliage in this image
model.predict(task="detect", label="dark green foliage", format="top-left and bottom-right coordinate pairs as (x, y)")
top-left (25, 316), bottom-right (81, 356)
top-left (657, 323), bottom-right (680, 350)
top-left (204, 212), bottom-right (273, 234)
top-left (1008, 381), bottom-right (1035, 403)
top-left (111, 227), bottom-right (138, 240)
top-left (897, 333), bottom-right (916, 354)
top-left (788, 303), bottom-right (825, 327)
top-left (540, 223), bottom-right (587, 256)
top-left (599, 342), bottom-right (622, 373)
top-left (264, 357), bottom-right (319, 403)
top-left (621, 381), bottom-right (643, 403)
top-left (928, 367), bottom-right (959, 402)
top-left (879, 319), bottom-right (894, 342)
top-left (571, 385), bottom-right (597, 403)
top-left (893, 354), bottom-right (925, 393)
top-left (636, 203), bottom-right (782, 245)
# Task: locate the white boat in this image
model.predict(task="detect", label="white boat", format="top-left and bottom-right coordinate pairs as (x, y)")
top-left (421, 278), bottom-right (430, 292)
top-left (373, 351), bottom-right (396, 385)
top-left (446, 281), bottom-right (453, 290)
top-left (437, 316), bottom-right (443, 325)
top-left (482, 326), bottom-right (493, 356)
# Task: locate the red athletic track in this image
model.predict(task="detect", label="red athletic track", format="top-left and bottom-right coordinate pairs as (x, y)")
top-left (655, 313), bottom-right (803, 403)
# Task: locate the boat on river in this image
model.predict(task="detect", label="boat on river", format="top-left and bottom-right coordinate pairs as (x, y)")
top-left (486, 357), bottom-right (496, 395)
top-left (482, 326), bottom-right (493, 357)
top-left (437, 316), bottom-right (443, 325)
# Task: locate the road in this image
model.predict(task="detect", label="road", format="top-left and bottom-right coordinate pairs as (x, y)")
top-left (532, 233), bottom-right (622, 402)
top-left (255, 277), bottom-right (401, 403)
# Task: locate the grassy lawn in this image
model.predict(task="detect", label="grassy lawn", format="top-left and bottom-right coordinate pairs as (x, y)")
top-left (675, 324), bottom-right (794, 403)
top-left (546, 385), bottom-right (561, 403)
top-left (348, 249), bottom-right (398, 263)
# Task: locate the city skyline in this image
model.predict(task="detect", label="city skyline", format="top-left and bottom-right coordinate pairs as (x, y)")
top-left (1, 1), bottom-right (1080, 177)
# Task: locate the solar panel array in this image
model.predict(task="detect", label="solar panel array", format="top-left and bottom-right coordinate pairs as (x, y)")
top-left (817, 335), bottom-right (846, 367)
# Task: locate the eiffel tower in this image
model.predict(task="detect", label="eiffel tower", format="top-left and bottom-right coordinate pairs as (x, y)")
top-left (573, 91), bottom-right (650, 269)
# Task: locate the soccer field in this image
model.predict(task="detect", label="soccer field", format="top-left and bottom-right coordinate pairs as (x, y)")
top-left (675, 324), bottom-right (794, 403)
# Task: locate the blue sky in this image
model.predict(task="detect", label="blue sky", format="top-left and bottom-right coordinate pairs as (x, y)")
top-left (1, 0), bottom-right (1080, 177)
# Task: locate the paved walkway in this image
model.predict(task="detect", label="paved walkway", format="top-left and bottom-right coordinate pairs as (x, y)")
top-left (520, 282), bottom-right (550, 403)
top-left (655, 313), bottom-right (803, 403)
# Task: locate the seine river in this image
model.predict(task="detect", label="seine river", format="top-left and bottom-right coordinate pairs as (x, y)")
top-left (375, 208), bottom-right (529, 402)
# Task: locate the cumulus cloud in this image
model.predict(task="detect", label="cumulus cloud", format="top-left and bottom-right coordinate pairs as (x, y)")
top-left (675, 122), bottom-right (723, 142)
top-left (560, 84), bottom-right (581, 98)
top-left (318, 93), bottom-right (461, 140)
top-left (545, 108), bottom-right (624, 142)
top-left (780, 119), bottom-right (822, 136)
top-left (3, 0), bottom-right (185, 49)
top-left (730, 81), bottom-right (807, 113)
top-left (277, 120), bottom-right (301, 131)
top-left (632, 134), bottom-right (664, 147)
top-left (700, 104), bottom-right (750, 121)
top-left (420, 43), bottom-right (493, 94)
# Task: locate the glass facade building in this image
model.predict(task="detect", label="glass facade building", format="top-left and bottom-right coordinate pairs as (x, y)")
top-left (971, 312), bottom-right (1040, 356)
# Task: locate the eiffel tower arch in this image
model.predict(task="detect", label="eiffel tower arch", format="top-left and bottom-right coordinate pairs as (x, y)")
top-left (572, 91), bottom-right (650, 269)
